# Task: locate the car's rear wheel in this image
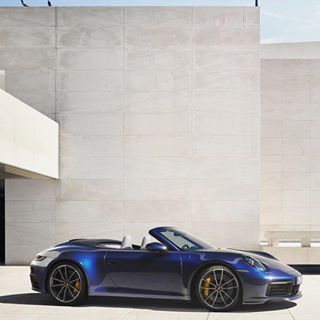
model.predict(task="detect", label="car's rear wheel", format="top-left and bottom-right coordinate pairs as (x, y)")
top-left (48, 262), bottom-right (87, 306)
top-left (195, 265), bottom-right (241, 312)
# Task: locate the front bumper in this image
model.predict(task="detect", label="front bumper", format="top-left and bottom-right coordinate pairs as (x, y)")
top-left (243, 290), bottom-right (302, 305)
top-left (30, 264), bottom-right (48, 293)
top-left (30, 250), bottom-right (61, 293)
top-left (242, 275), bottom-right (302, 305)
top-left (30, 255), bottom-right (58, 293)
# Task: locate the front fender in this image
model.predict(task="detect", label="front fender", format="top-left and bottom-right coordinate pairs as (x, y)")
top-left (182, 252), bottom-right (246, 297)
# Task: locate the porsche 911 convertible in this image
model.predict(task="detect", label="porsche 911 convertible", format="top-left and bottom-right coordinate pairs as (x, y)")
top-left (30, 226), bottom-right (302, 311)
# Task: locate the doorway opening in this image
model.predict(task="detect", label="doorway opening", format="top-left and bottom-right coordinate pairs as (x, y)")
top-left (0, 180), bottom-right (4, 264)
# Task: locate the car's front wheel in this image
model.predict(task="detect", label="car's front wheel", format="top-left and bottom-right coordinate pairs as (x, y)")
top-left (195, 265), bottom-right (241, 312)
top-left (48, 262), bottom-right (87, 305)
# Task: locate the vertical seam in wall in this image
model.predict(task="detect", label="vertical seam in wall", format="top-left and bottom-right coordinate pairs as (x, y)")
top-left (122, 7), bottom-right (126, 231)
top-left (258, 18), bottom-right (262, 237)
top-left (280, 60), bottom-right (284, 226)
top-left (54, 7), bottom-right (58, 122)
top-left (54, 6), bottom-right (58, 244)
top-left (190, 7), bottom-right (195, 223)
top-left (308, 60), bottom-right (311, 234)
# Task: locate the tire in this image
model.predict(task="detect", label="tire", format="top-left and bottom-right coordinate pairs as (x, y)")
top-left (48, 262), bottom-right (87, 306)
top-left (195, 265), bottom-right (241, 312)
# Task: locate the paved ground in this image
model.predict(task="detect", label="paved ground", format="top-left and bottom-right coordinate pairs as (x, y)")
top-left (0, 266), bottom-right (318, 320)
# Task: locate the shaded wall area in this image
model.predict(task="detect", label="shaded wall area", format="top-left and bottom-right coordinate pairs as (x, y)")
top-left (261, 43), bottom-right (320, 239)
top-left (0, 180), bottom-right (4, 264)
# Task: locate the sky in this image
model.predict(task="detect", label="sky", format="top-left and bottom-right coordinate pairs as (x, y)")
top-left (0, 0), bottom-right (319, 43)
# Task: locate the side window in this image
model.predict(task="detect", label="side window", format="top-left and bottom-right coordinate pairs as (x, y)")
top-left (161, 230), bottom-right (198, 250)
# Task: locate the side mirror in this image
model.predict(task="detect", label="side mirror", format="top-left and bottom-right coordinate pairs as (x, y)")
top-left (146, 242), bottom-right (168, 253)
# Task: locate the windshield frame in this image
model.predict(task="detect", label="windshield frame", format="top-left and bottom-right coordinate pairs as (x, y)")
top-left (150, 227), bottom-right (213, 251)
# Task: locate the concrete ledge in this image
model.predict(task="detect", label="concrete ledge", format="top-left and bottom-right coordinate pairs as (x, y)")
top-left (261, 42), bottom-right (320, 59)
top-left (261, 247), bottom-right (320, 264)
top-left (264, 231), bottom-right (320, 247)
top-left (0, 89), bottom-right (59, 179)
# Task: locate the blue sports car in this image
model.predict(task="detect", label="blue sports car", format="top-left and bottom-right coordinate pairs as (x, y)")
top-left (30, 226), bottom-right (302, 311)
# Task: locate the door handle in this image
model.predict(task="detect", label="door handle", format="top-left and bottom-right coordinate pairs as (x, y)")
top-left (107, 259), bottom-right (123, 265)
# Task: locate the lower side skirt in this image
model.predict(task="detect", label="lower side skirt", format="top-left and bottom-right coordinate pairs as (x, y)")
top-left (89, 292), bottom-right (191, 301)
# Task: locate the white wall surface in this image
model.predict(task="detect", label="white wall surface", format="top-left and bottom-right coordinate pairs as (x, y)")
top-left (0, 89), bottom-right (59, 178)
top-left (0, 7), bottom-right (260, 264)
top-left (0, 70), bottom-right (4, 89)
top-left (261, 42), bottom-right (320, 60)
top-left (260, 43), bottom-right (320, 239)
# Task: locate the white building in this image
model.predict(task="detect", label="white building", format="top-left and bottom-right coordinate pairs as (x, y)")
top-left (0, 6), bottom-right (318, 265)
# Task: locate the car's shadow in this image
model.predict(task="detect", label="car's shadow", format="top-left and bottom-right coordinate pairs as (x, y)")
top-left (0, 293), bottom-right (297, 313)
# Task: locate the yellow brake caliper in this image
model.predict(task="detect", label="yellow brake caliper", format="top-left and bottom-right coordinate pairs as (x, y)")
top-left (203, 276), bottom-right (211, 298)
top-left (74, 280), bottom-right (81, 294)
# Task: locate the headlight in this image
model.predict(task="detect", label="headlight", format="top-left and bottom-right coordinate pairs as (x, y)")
top-left (244, 256), bottom-right (266, 271)
top-left (296, 276), bottom-right (303, 285)
top-left (34, 255), bottom-right (46, 261)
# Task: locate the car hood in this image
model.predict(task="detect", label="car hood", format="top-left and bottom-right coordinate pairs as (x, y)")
top-left (200, 247), bottom-right (301, 276)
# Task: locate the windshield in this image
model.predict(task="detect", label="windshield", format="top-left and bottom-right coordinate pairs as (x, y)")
top-left (159, 228), bottom-right (212, 251)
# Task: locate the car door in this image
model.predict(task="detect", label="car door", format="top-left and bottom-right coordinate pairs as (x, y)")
top-left (104, 249), bottom-right (184, 297)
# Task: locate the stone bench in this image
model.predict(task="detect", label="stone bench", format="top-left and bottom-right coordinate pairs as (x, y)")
top-left (261, 231), bottom-right (320, 264)
top-left (264, 230), bottom-right (320, 247)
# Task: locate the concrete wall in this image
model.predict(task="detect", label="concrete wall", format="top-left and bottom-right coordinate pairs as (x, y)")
top-left (0, 70), bottom-right (4, 90)
top-left (0, 7), bottom-right (260, 264)
top-left (261, 43), bottom-right (320, 239)
top-left (261, 42), bottom-right (320, 59)
top-left (0, 89), bottom-right (59, 178)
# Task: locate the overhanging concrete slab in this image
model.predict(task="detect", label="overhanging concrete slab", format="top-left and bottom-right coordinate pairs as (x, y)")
top-left (0, 88), bottom-right (59, 179)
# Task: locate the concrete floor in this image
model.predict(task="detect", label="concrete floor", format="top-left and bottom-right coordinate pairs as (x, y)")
top-left (0, 267), bottom-right (318, 320)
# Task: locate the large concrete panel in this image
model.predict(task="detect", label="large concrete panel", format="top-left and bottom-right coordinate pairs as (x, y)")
top-left (1, 7), bottom-right (260, 264)
top-left (260, 44), bottom-right (320, 241)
